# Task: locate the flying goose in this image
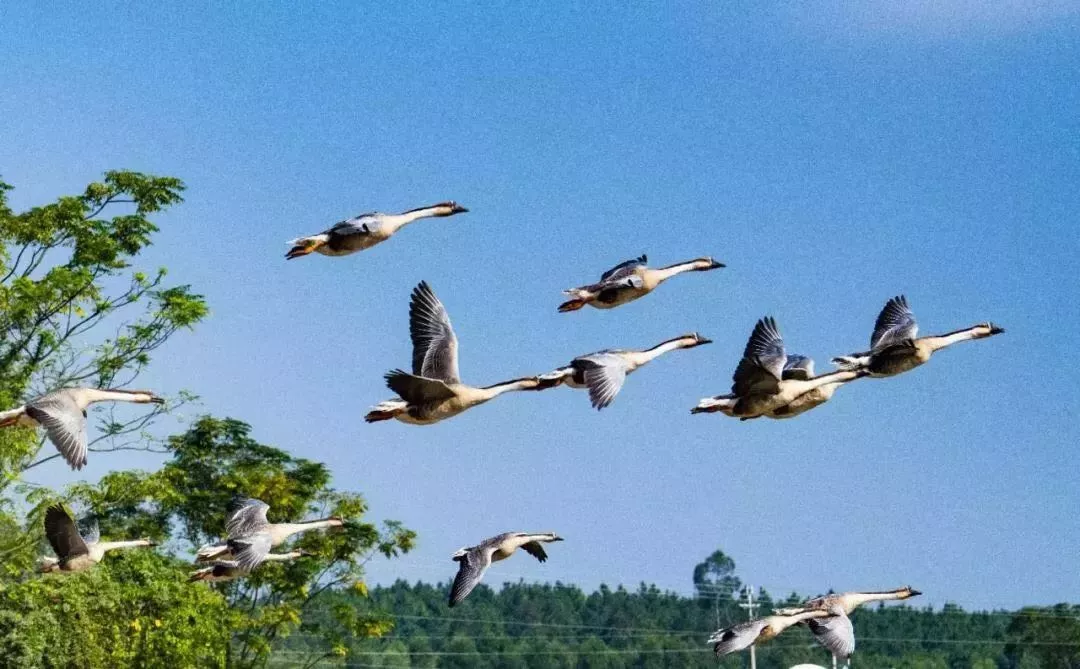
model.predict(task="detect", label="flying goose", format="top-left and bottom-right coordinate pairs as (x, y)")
top-left (557, 254), bottom-right (724, 312)
top-left (539, 333), bottom-right (712, 409)
top-left (708, 609), bottom-right (830, 657)
top-left (188, 550), bottom-right (310, 583)
top-left (0, 388), bottom-right (164, 470)
top-left (775, 587), bottom-right (921, 660)
top-left (691, 318), bottom-right (866, 419)
top-left (41, 504), bottom-right (155, 573)
top-left (285, 201), bottom-right (468, 259)
top-left (448, 532), bottom-right (563, 607)
top-left (195, 497), bottom-right (344, 562)
top-left (365, 281), bottom-right (551, 425)
top-left (831, 295), bottom-right (1003, 377)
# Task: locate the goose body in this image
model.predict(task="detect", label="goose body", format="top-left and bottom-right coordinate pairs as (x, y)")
top-left (448, 532), bottom-right (563, 607)
top-left (831, 296), bottom-right (1003, 377)
top-left (365, 282), bottom-right (550, 425)
top-left (188, 550), bottom-right (307, 583)
top-left (708, 609), bottom-right (829, 657)
top-left (285, 202), bottom-right (468, 259)
top-left (775, 587), bottom-right (920, 659)
top-left (539, 333), bottom-right (712, 409)
top-left (775, 586), bottom-right (922, 617)
top-left (195, 497), bottom-right (343, 562)
top-left (0, 388), bottom-right (164, 470)
top-left (41, 505), bottom-right (155, 573)
top-left (691, 318), bottom-right (865, 419)
top-left (558, 255), bottom-right (724, 312)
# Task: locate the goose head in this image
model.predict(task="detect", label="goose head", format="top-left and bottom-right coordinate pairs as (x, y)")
top-left (898, 585), bottom-right (922, 599)
top-left (677, 333), bottom-right (713, 349)
top-left (433, 201), bottom-right (469, 216)
top-left (692, 257), bottom-right (726, 271)
top-left (979, 322), bottom-right (1005, 337)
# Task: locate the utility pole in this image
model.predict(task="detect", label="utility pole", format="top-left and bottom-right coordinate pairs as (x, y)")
top-left (739, 585), bottom-right (758, 669)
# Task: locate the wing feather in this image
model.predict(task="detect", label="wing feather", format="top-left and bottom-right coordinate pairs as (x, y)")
top-left (807, 613), bottom-right (856, 659)
top-left (25, 393), bottom-right (87, 471)
top-left (870, 295), bottom-right (918, 350)
top-left (44, 505), bottom-right (89, 560)
top-left (448, 549), bottom-right (491, 607)
top-left (225, 498), bottom-right (271, 538)
top-left (409, 282), bottom-right (461, 383)
top-left (600, 254), bottom-right (647, 282)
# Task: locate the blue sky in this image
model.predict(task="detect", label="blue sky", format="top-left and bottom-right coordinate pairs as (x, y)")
top-left (2, 2), bottom-right (1078, 611)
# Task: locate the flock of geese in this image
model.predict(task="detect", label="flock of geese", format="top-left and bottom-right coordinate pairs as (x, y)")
top-left (1, 200), bottom-right (1004, 662)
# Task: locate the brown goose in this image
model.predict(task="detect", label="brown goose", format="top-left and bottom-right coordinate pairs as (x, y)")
top-left (558, 254), bottom-right (724, 312)
top-left (285, 202), bottom-right (468, 259)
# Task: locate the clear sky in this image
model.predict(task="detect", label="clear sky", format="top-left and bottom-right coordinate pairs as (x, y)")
top-left (2, 2), bottom-right (1078, 611)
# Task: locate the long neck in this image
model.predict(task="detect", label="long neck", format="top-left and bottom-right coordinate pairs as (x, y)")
top-left (273, 519), bottom-right (339, 538)
top-left (99, 539), bottom-right (152, 552)
top-left (262, 551), bottom-right (304, 563)
top-left (845, 590), bottom-right (908, 608)
top-left (920, 325), bottom-right (985, 352)
top-left (83, 389), bottom-right (154, 404)
top-left (633, 338), bottom-right (690, 365)
top-left (478, 377), bottom-right (540, 399)
top-left (383, 205), bottom-right (449, 232)
top-left (650, 260), bottom-right (705, 283)
top-left (790, 369), bottom-right (863, 392)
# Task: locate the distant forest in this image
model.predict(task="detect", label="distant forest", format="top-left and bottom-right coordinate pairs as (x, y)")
top-left (279, 551), bottom-right (1080, 668)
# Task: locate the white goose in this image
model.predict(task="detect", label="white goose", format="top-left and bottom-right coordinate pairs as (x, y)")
top-left (708, 609), bottom-right (830, 657)
top-left (558, 254), bottom-right (724, 312)
top-left (0, 388), bottom-right (164, 470)
top-left (832, 295), bottom-right (1004, 377)
top-left (539, 333), bottom-right (712, 409)
top-left (195, 497), bottom-right (343, 562)
top-left (41, 505), bottom-right (155, 573)
top-left (448, 532), bottom-right (563, 607)
top-left (285, 201), bottom-right (468, 259)
top-left (776, 586), bottom-right (922, 660)
top-left (691, 318), bottom-right (865, 419)
top-left (365, 281), bottom-right (550, 425)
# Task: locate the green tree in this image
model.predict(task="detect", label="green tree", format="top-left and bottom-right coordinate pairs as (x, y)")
top-left (691, 549), bottom-right (741, 627)
top-left (1006, 605), bottom-right (1080, 669)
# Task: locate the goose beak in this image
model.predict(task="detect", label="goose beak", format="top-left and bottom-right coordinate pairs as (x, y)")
top-left (149, 395), bottom-right (166, 405)
top-left (552, 535), bottom-right (564, 542)
top-left (988, 323), bottom-right (1004, 335)
top-left (694, 337), bottom-right (713, 346)
top-left (909, 589), bottom-right (923, 597)
top-left (451, 203), bottom-right (469, 214)
top-left (708, 259), bottom-right (726, 269)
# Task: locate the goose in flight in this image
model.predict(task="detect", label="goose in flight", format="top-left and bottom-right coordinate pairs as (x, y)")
top-left (708, 609), bottom-right (830, 657)
top-left (195, 497), bottom-right (343, 562)
top-left (557, 254), bottom-right (724, 312)
top-left (538, 333), bottom-right (712, 410)
top-left (775, 586), bottom-right (921, 660)
top-left (366, 281), bottom-right (551, 425)
top-left (0, 388), bottom-right (164, 470)
top-left (188, 550), bottom-right (310, 583)
top-left (831, 295), bottom-right (1003, 377)
top-left (285, 201), bottom-right (468, 259)
top-left (691, 318), bottom-right (866, 419)
top-left (41, 505), bottom-right (155, 573)
top-left (449, 532), bottom-right (563, 607)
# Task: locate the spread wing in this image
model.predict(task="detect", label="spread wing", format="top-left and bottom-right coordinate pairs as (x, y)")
top-left (870, 295), bottom-right (918, 350)
top-left (77, 516), bottom-right (100, 545)
top-left (385, 369), bottom-right (457, 404)
top-left (707, 619), bottom-right (766, 656)
top-left (44, 505), bottom-right (89, 560)
top-left (225, 497), bottom-right (270, 538)
top-left (520, 541), bottom-right (549, 563)
top-left (732, 317), bottom-right (786, 396)
top-left (228, 532), bottom-right (272, 572)
top-left (807, 612), bottom-right (856, 659)
top-left (600, 254), bottom-right (647, 282)
top-left (327, 214), bottom-right (378, 238)
top-left (409, 281), bottom-right (461, 383)
top-left (25, 393), bottom-right (87, 470)
top-left (782, 354), bottom-right (815, 380)
top-left (575, 355), bottom-right (628, 410)
top-left (449, 549), bottom-right (491, 607)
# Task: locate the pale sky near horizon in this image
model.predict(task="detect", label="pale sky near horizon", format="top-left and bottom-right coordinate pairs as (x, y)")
top-left (2, 2), bottom-right (1078, 612)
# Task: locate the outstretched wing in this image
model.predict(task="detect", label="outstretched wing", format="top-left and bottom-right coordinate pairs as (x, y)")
top-left (870, 295), bottom-right (918, 350)
top-left (228, 532), bottom-right (272, 572)
top-left (575, 355), bottom-right (628, 410)
top-left (449, 550), bottom-right (491, 607)
top-left (410, 281), bottom-right (461, 384)
top-left (225, 498), bottom-right (271, 538)
top-left (77, 515), bottom-right (100, 545)
top-left (708, 619), bottom-right (766, 656)
top-left (782, 354), bottom-right (815, 381)
top-left (520, 541), bottom-right (549, 563)
top-left (26, 393), bottom-right (87, 471)
top-left (807, 612), bottom-right (856, 659)
top-left (44, 504), bottom-right (89, 560)
top-left (732, 317), bottom-right (786, 396)
top-left (600, 254), bottom-right (647, 282)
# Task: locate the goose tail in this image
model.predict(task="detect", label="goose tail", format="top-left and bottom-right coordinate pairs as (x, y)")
top-left (285, 234), bottom-right (329, 260)
top-left (365, 399), bottom-right (407, 423)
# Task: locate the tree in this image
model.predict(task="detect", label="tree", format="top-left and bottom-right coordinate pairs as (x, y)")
top-left (1006, 605), bottom-right (1080, 669)
top-left (22, 416), bottom-right (416, 668)
top-left (691, 549), bottom-right (741, 627)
